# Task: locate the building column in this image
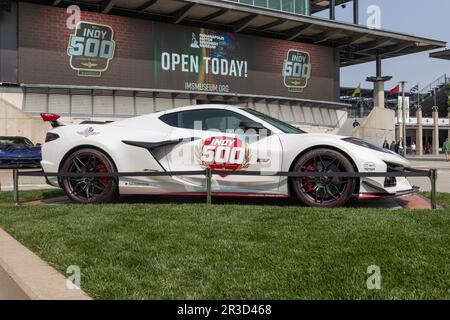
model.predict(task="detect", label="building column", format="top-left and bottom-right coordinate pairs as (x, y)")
top-left (432, 106), bottom-right (439, 155)
top-left (417, 106), bottom-right (423, 156)
top-left (398, 120), bottom-right (403, 140)
top-left (367, 56), bottom-right (392, 109)
top-left (374, 81), bottom-right (385, 109)
top-left (353, 0), bottom-right (359, 24)
top-left (329, 0), bottom-right (336, 20)
top-left (306, 0), bottom-right (311, 15)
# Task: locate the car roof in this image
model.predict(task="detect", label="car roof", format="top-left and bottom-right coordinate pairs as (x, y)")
top-left (160, 104), bottom-right (241, 114)
top-left (112, 104), bottom-right (244, 126)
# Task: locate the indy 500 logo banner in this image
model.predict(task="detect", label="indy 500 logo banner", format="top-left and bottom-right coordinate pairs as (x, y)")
top-left (67, 22), bottom-right (116, 77)
top-left (282, 49), bottom-right (312, 92)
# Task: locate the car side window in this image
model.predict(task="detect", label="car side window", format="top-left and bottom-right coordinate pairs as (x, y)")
top-left (160, 109), bottom-right (252, 133)
top-left (159, 112), bottom-right (178, 127)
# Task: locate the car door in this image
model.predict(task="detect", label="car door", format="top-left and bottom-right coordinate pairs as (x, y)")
top-left (161, 108), bottom-right (283, 194)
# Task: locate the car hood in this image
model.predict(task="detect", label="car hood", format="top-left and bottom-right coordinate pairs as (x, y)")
top-left (284, 132), bottom-right (411, 168)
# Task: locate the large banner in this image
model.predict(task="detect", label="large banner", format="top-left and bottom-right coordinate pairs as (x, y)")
top-left (18, 3), bottom-right (339, 101)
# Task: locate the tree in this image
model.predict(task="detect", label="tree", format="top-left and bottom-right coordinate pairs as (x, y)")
top-left (446, 83), bottom-right (450, 107)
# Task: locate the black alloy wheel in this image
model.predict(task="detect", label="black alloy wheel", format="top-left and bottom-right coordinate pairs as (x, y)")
top-left (61, 148), bottom-right (118, 204)
top-left (291, 148), bottom-right (356, 207)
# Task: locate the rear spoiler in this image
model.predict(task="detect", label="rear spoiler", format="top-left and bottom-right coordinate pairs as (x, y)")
top-left (40, 113), bottom-right (62, 128)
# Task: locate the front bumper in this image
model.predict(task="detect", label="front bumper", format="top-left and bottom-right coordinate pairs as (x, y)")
top-left (359, 185), bottom-right (420, 199)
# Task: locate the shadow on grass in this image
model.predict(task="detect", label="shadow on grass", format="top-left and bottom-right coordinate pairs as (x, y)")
top-left (116, 194), bottom-right (403, 209)
top-left (10, 189), bottom-right (412, 209)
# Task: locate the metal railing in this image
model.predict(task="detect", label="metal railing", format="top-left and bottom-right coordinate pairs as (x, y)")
top-left (6, 167), bottom-right (439, 209)
top-left (0, 164), bottom-right (41, 192)
top-left (418, 74), bottom-right (448, 106)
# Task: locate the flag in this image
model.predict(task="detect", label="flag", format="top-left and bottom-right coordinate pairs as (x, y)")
top-left (389, 84), bottom-right (400, 96)
top-left (351, 84), bottom-right (361, 97)
top-left (410, 84), bottom-right (419, 94)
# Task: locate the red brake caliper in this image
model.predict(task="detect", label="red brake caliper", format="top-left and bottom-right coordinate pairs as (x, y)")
top-left (96, 162), bottom-right (110, 186)
top-left (302, 163), bottom-right (315, 191)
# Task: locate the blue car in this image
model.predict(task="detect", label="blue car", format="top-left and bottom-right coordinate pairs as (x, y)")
top-left (0, 136), bottom-right (42, 168)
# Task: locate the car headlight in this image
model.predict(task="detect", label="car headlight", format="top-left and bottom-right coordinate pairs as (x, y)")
top-left (342, 137), bottom-right (391, 154)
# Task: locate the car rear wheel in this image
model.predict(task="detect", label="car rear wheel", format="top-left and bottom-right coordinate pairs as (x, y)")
top-left (61, 148), bottom-right (118, 204)
top-left (291, 149), bottom-right (356, 207)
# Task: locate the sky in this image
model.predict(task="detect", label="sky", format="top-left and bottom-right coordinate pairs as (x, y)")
top-left (313, 0), bottom-right (450, 92)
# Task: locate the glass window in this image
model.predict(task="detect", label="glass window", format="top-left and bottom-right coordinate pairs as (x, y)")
top-left (282, 0), bottom-right (295, 13)
top-left (0, 137), bottom-right (34, 147)
top-left (242, 108), bottom-right (305, 134)
top-left (159, 112), bottom-right (178, 127)
top-left (295, 0), bottom-right (308, 15)
top-left (268, 0), bottom-right (281, 10)
top-left (254, 0), bottom-right (268, 8)
top-left (222, 0), bottom-right (308, 15)
top-left (160, 109), bottom-right (253, 133)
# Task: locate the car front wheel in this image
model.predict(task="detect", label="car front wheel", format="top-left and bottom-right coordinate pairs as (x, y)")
top-left (61, 148), bottom-right (118, 204)
top-left (291, 148), bottom-right (356, 207)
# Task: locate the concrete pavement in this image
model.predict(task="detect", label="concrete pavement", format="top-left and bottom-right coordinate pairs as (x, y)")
top-left (407, 159), bottom-right (450, 193)
top-left (0, 265), bottom-right (29, 300)
top-left (0, 169), bottom-right (48, 192)
top-left (0, 228), bottom-right (91, 300)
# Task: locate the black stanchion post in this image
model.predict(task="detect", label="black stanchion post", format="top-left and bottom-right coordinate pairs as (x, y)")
top-left (13, 169), bottom-right (19, 206)
top-left (430, 169), bottom-right (438, 210)
top-left (206, 168), bottom-right (212, 205)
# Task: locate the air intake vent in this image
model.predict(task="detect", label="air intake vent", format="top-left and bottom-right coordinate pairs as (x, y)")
top-left (384, 162), bottom-right (404, 188)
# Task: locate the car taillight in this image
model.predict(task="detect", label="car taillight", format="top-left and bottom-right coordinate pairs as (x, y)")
top-left (45, 132), bottom-right (60, 143)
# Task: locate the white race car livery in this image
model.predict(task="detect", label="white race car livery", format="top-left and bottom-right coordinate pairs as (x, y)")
top-left (41, 104), bottom-right (417, 207)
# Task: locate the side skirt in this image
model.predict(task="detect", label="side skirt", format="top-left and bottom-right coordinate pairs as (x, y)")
top-left (163, 192), bottom-right (289, 198)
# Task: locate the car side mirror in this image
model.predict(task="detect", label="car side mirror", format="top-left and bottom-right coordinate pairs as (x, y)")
top-left (239, 121), bottom-right (264, 130)
top-left (239, 121), bottom-right (271, 136)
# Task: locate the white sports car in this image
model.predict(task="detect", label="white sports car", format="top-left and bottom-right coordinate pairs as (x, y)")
top-left (40, 104), bottom-right (417, 207)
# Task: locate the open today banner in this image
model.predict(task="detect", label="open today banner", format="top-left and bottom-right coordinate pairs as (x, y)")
top-left (18, 2), bottom-right (339, 101)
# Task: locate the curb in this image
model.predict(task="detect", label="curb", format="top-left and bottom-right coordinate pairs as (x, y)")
top-left (0, 228), bottom-right (91, 300)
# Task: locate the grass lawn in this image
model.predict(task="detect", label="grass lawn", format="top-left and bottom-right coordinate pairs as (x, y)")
top-left (0, 191), bottom-right (449, 299)
top-left (0, 189), bottom-right (65, 205)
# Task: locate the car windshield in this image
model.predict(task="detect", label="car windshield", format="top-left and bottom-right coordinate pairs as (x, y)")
top-left (241, 108), bottom-right (305, 134)
top-left (0, 137), bottom-right (34, 147)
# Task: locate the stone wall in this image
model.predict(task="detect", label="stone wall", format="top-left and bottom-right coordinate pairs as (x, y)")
top-left (354, 107), bottom-right (396, 146)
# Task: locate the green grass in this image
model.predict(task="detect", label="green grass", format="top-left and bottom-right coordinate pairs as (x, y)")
top-left (422, 192), bottom-right (450, 209)
top-left (0, 189), bottom-right (65, 205)
top-left (0, 194), bottom-right (450, 299)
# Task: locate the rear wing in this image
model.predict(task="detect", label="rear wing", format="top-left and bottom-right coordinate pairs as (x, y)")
top-left (40, 113), bottom-right (62, 128)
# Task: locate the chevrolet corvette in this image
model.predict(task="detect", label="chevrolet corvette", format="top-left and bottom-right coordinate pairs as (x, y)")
top-left (40, 104), bottom-right (417, 207)
top-left (0, 136), bottom-right (42, 168)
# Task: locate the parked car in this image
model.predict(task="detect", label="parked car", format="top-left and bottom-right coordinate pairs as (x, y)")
top-left (0, 136), bottom-right (42, 168)
top-left (40, 105), bottom-right (417, 206)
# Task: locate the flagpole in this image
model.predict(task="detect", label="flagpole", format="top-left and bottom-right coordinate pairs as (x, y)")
top-left (417, 83), bottom-right (420, 109)
top-left (359, 90), bottom-right (362, 117)
top-left (400, 81), bottom-right (407, 157)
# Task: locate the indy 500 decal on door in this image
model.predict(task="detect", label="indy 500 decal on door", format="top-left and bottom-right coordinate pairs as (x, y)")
top-left (196, 136), bottom-right (251, 177)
